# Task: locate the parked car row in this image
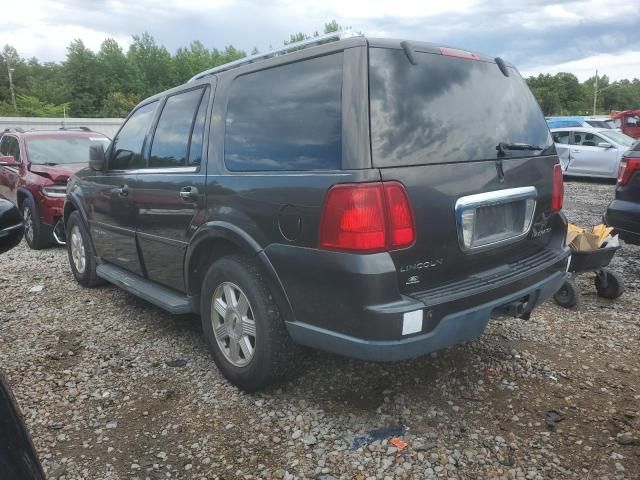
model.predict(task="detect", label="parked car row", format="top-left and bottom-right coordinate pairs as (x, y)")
top-left (0, 33), bottom-right (637, 392)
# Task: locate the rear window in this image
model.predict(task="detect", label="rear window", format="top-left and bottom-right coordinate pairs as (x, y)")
top-left (369, 48), bottom-right (553, 166)
top-left (224, 53), bottom-right (343, 171)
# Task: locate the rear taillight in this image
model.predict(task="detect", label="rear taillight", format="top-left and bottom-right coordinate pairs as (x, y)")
top-left (319, 182), bottom-right (415, 253)
top-left (617, 157), bottom-right (640, 186)
top-left (552, 164), bottom-right (564, 213)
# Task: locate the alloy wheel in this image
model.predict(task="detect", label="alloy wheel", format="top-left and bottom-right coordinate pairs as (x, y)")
top-left (70, 226), bottom-right (86, 274)
top-left (211, 282), bottom-right (257, 367)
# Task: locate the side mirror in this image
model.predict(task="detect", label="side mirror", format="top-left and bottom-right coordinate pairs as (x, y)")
top-left (89, 144), bottom-right (106, 171)
top-left (598, 142), bottom-right (613, 149)
top-left (0, 155), bottom-right (17, 167)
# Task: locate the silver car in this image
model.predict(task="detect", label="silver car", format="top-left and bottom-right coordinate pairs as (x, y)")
top-left (551, 127), bottom-right (636, 179)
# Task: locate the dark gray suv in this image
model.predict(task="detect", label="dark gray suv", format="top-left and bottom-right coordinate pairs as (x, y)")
top-left (64, 33), bottom-right (570, 390)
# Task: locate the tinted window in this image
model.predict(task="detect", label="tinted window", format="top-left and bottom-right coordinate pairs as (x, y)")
top-left (150, 89), bottom-right (204, 168)
top-left (110, 101), bottom-right (158, 170)
top-left (1, 136), bottom-right (20, 162)
top-left (188, 90), bottom-right (209, 166)
top-left (26, 137), bottom-right (110, 165)
top-left (369, 49), bottom-right (553, 166)
top-left (225, 53), bottom-right (343, 171)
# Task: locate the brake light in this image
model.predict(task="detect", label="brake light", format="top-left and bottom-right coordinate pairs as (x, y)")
top-left (617, 157), bottom-right (640, 186)
top-left (319, 182), bottom-right (415, 253)
top-left (440, 47), bottom-right (480, 60)
top-left (552, 164), bottom-right (564, 213)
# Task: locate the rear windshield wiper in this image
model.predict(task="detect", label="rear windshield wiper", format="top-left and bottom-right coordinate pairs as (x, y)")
top-left (496, 142), bottom-right (544, 156)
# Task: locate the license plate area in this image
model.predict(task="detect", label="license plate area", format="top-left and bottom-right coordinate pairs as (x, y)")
top-left (455, 187), bottom-right (537, 253)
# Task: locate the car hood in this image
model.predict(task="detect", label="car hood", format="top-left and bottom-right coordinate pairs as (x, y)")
top-left (29, 163), bottom-right (86, 183)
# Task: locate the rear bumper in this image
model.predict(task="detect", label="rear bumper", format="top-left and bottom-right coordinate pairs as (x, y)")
top-left (267, 240), bottom-right (570, 361)
top-left (286, 270), bottom-right (566, 361)
top-left (605, 198), bottom-right (640, 245)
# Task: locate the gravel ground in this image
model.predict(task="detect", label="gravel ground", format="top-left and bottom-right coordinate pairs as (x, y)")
top-left (1, 179), bottom-right (639, 480)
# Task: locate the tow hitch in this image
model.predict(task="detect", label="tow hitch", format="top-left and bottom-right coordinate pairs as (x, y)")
top-left (491, 296), bottom-right (531, 320)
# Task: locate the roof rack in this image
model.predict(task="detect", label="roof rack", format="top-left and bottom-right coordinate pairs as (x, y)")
top-left (59, 126), bottom-right (93, 132)
top-left (188, 30), bottom-right (361, 83)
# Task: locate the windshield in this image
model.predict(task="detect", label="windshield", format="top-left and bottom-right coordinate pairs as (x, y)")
top-left (600, 130), bottom-right (635, 147)
top-left (26, 137), bottom-right (109, 165)
top-left (369, 48), bottom-right (553, 166)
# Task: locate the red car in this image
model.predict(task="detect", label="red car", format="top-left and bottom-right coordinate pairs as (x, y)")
top-left (0, 128), bottom-right (110, 249)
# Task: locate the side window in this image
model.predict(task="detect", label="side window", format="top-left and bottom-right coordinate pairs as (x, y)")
top-left (552, 131), bottom-right (570, 145)
top-left (581, 133), bottom-right (605, 147)
top-left (0, 136), bottom-right (9, 155)
top-left (572, 132), bottom-right (583, 145)
top-left (149, 88), bottom-right (204, 169)
top-left (110, 101), bottom-right (158, 170)
top-left (188, 90), bottom-right (209, 167)
top-left (224, 52), bottom-right (343, 171)
top-left (1, 136), bottom-right (21, 162)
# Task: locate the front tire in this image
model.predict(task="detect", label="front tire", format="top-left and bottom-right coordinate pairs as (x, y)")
top-left (22, 197), bottom-right (50, 250)
top-left (200, 255), bottom-right (296, 391)
top-left (65, 211), bottom-right (102, 287)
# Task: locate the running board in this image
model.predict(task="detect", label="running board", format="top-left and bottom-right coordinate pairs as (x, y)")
top-left (96, 263), bottom-right (194, 314)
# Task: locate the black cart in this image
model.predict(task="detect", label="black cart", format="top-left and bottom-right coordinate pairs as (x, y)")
top-left (553, 246), bottom-right (624, 308)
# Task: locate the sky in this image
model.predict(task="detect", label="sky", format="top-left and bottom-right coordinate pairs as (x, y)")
top-left (1, 0), bottom-right (639, 81)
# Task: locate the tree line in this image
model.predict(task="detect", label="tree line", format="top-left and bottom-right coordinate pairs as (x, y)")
top-left (1, 21), bottom-right (639, 118)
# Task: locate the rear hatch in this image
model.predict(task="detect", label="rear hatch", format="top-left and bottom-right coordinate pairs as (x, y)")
top-left (368, 43), bottom-right (560, 293)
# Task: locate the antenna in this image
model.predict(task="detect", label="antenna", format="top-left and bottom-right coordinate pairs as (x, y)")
top-left (188, 31), bottom-right (361, 83)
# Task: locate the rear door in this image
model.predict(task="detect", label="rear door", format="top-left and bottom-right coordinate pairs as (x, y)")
top-left (368, 46), bottom-right (559, 293)
top-left (132, 85), bottom-right (211, 292)
top-left (86, 100), bottom-right (158, 274)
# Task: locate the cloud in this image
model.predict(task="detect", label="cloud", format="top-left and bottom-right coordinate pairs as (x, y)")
top-left (521, 50), bottom-right (640, 82)
top-left (0, 0), bottom-right (638, 80)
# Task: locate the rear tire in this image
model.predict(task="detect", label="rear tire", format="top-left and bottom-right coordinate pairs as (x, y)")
top-left (595, 269), bottom-right (624, 299)
top-left (553, 278), bottom-right (579, 309)
top-left (22, 197), bottom-right (50, 250)
top-left (65, 211), bottom-right (102, 287)
top-left (200, 255), bottom-right (297, 391)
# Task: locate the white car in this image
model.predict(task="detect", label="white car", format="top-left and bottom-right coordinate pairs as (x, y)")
top-left (551, 127), bottom-right (636, 179)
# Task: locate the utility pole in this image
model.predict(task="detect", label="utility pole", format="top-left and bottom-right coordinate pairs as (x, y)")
top-left (593, 69), bottom-right (598, 116)
top-left (5, 57), bottom-right (17, 113)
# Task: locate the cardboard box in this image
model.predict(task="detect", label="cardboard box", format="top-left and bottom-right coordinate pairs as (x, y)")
top-left (569, 232), bottom-right (600, 251)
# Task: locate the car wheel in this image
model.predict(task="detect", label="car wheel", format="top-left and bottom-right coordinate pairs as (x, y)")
top-left (65, 211), bottom-right (102, 287)
top-left (200, 255), bottom-right (297, 391)
top-left (22, 197), bottom-right (49, 250)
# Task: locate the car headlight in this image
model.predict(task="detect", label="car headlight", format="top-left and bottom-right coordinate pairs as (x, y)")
top-left (42, 185), bottom-right (67, 198)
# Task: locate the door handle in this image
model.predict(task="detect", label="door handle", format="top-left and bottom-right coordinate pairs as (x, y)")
top-left (179, 186), bottom-right (198, 202)
top-left (570, 149), bottom-right (580, 153)
top-left (117, 185), bottom-right (128, 197)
